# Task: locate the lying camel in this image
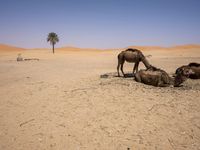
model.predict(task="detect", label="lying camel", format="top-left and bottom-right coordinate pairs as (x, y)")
top-left (117, 48), bottom-right (151, 77)
top-left (16, 53), bottom-right (39, 61)
top-left (135, 67), bottom-right (172, 87)
top-left (135, 66), bottom-right (194, 87)
top-left (176, 62), bottom-right (200, 79)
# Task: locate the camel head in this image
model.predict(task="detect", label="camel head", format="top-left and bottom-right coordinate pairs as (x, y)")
top-left (174, 66), bottom-right (194, 87)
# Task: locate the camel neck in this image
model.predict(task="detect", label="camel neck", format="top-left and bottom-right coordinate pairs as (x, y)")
top-left (142, 57), bottom-right (151, 68)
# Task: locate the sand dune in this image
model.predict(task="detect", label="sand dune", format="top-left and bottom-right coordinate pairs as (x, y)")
top-left (171, 44), bottom-right (200, 49)
top-left (126, 46), bottom-right (164, 51)
top-left (0, 44), bottom-right (25, 52)
top-left (126, 44), bottom-right (200, 51)
top-left (57, 46), bottom-right (102, 51)
top-left (1, 43), bottom-right (200, 52)
top-left (55, 44), bottom-right (200, 51)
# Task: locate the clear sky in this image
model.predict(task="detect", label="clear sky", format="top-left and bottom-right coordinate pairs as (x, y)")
top-left (0, 0), bottom-right (200, 48)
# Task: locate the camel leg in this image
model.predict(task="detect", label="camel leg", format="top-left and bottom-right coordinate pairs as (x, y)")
top-left (120, 60), bottom-right (125, 77)
top-left (117, 62), bottom-right (121, 77)
top-left (133, 61), bottom-right (139, 74)
top-left (135, 72), bottom-right (141, 82)
top-left (157, 75), bottom-right (169, 87)
top-left (133, 63), bottom-right (137, 75)
top-left (136, 62), bottom-right (140, 73)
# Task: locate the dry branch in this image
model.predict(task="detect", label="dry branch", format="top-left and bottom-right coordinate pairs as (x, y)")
top-left (20, 119), bottom-right (35, 127)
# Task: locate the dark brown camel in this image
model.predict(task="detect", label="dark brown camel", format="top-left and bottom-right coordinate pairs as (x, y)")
top-left (176, 62), bottom-right (200, 79)
top-left (117, 48), bottom-right (151, 77)
top-left (135, 66), bottom-right (194, 87)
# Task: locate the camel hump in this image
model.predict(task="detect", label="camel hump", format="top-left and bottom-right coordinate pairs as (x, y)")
top-left (125, 48), bottom-right (145, 59)
top-left (125, 48), bottom-right (140, 52)
top-left (188, 62), bottom-right (200, 67)
top-left (118, 48), bottom-right (140, 59)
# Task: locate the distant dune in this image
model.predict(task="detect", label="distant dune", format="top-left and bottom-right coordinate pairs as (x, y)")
top-left (127, 44), bottom-right (200, 51)
top-left (171, 44), bottom-right (200, 49)
top-left (28, 48), bottom-right (50, 51)
top-left (56, 44), bottom-right (200, 51)
top-left (0, 44), bottom-right (25, 52)
top-left (27, 46), bottom-right (101, 52)
top-left (0, 43), bottom-right (200, 52)
top-left (126, 46), bottom-right (165, 51)
top-left (57, 46), bottom-right (102, 51)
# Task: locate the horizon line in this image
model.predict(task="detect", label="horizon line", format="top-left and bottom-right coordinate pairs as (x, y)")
top-left (1, 43), bottom-right (200, 50)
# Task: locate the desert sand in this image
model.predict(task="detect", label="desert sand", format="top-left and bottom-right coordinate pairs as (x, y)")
top-left (0, 44), bottom-right (200, 150)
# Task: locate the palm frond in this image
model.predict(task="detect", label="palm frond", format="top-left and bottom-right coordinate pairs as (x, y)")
top-left (47, 32), bottom-right (59, 45)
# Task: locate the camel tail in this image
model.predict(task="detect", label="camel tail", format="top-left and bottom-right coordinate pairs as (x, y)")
top-left (117, 52), bottom-right (124, 61)
top-left (117, 53), bottom-right (120, 59)
top-left (117, 51), bottom-right (126, 76)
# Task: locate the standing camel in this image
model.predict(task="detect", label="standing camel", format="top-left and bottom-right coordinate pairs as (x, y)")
top-left (117, 48), bottom-right (151, 77)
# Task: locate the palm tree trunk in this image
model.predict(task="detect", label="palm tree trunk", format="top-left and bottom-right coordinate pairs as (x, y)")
top-left (52, 44), bottom-right (55, 54)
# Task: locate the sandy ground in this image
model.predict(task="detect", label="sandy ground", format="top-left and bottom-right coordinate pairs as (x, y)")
top-left (0, 46), bottom-right (200, 150)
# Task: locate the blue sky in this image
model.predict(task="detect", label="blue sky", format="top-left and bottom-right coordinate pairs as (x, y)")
top-left (0, 0), bottom-right (200, 48)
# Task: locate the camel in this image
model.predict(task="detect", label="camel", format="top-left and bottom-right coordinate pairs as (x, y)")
top-left (135, 67), bottom-right (172, 87)
top-left (176, 62), bottom-right (200, 79)
top-left (16, 53), bottom-right (39, 62)
top-left (135, 66), bottom-right (194, 87)
top-left (117, 48), bottom-right (151, 77)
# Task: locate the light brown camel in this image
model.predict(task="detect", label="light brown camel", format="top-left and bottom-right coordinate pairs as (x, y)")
top-left (135, 66), bottom-right (194, 87)
top-left (176, 62), bottom-right (200, 79)
top-left (117, 48), bottom-right (151, 77)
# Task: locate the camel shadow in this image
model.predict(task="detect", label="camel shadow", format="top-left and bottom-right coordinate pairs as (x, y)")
top-left (123, 73), bottom-right (134, 78)
top-left (100, 72), bottom-right (134, 79)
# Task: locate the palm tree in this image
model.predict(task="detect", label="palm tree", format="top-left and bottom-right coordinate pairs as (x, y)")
top-left (47, 32), bottom-right (59, 54)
